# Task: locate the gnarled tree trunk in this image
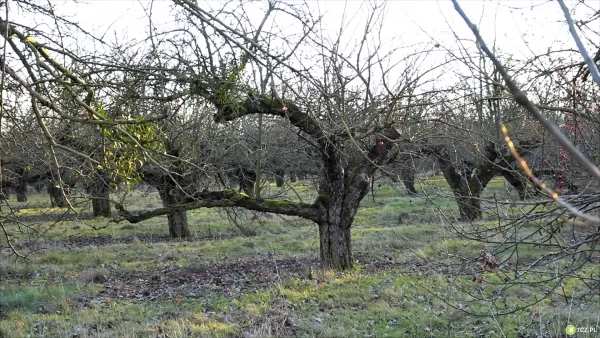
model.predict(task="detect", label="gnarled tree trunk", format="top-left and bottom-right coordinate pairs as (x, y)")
top-left (236, 167), bottom-right (256, 196)
top-left (274, 168), bottom-right (285, 188)
top-left (454, 192), bottom-right (482, 220)
top-left (316, 176), bottom-right (356, 270)
top-left (156, 179), bottom-right (190, 238)
top-left (400, 169), bottom-right (417, 195)
top-left (318, 219), bottom-right (352, 270)
top-left (47, 182), bottom-right (68, 207)
top-left (398, 153), bottom-right (418, 195)
top-left (158, 186), bottom-right (190, 238)
top-left (89, 170), bottom-right (111, 217)
top-left (143, 147), bottom-right (191, 238)
top-left (15, 168), bottom-right (28, 202)
top-left (422, 143), bottom-right (498, 221)
top-left (315, 134), bottom-right (394, 270)
top-left (168, 209), bottom-right (189, 238)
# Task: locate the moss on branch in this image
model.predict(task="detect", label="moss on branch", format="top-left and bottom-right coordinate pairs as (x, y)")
top-left (116, 190), bottom-right (321, 224)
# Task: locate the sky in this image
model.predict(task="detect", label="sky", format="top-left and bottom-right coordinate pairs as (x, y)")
top-left (35, 0), bottom-right (597, 58)
top-left (5, 0), bottom-right (600, 102)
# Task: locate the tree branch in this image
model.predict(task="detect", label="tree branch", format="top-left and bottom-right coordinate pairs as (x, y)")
top-left (213, 94), bottom-right (327, 144)
top-left (452, 0), bottom-right (600, 181)
top-left (115, 190), bottom-right (321, 224)
top-left (557, 0), bottom-right (600, 86)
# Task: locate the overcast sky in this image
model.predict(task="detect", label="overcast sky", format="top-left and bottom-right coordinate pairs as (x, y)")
top-left (6, 0), bottom-right (599, 100)
top-left (36, 0), bottom-right (597, 59)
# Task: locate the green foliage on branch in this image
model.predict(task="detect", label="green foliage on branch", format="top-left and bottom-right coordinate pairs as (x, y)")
top-left (97, 105), bottom-right (165, 191)
top-left (213, 59), bottom-right (248, 114)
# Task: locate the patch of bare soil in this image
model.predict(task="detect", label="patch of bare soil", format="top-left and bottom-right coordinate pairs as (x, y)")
top-left (77, 253), bottom-right (413, 307)
top-left (81, 256), bottom-right (318, 304)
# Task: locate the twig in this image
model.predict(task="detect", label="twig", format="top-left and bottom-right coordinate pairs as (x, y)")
top-left (557, 0), bottom-right (600, 87)
top-left (501, 125), bottom-right (599, 224)
top-left (451, 0), bottom-right (600, 181)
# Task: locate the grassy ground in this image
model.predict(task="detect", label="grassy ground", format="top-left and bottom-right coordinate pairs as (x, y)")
top-left (0, 178), bottom-right (598, 337)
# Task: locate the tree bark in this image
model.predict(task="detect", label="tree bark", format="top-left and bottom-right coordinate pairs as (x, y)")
top-left (0, 181), bottom-right (11, 200)
top-left (500, 169), bottom-right (529, 200)
top-left (15, 168), bottom-right (27, 202)
top-left (47, 183), bottom-right (67, 207)
top-left (315, 174), bottom-right (355, 271)
top-left (421, 143), bottom-right (498, 221)
top-left (274, 168), bottom-right (285, 188)
top-left (168, 211), bottom-right (189, 238)
top-left (90, 170), bottom-right (111, 217)
top-left (156, 184), bottom-right (190, 238)
top-left (398, 153), bottom-right (418, 195)
top-left (319, 220), bottom-right (352, 270)
top-left (145, 146), bottom-right (191, 238)
top-left (400, 169), bottom-right (417, 195)
top-left (315, 137), bottom-right (384, 270)
top-left (236, 167), bottom-right (256, 196)
top-left (455, 193), bottom-right (482, 220)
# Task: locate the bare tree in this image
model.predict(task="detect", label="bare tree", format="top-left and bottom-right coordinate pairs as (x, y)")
top-left (0, 0), bottom-right (445, 270)
top-left (419, 0), bottom-right (600, 316)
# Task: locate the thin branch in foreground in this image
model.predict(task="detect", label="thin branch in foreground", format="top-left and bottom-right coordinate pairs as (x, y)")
top-left (557, 0), bottom-right (600, 87)
top-left (451, 0), bottom-right (600, 181)
top-left (500, 124), bottom-right (599, 225)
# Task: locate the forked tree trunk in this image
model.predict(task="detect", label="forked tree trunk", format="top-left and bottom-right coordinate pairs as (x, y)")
top-left (422, 143), bottom-right (498, 222)
top-left (316, 165), bottom-right (372, 270)
top-left (15, 168), bottom-right (27, 202)
top-left (90, 170), bottom-right (111, 217)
